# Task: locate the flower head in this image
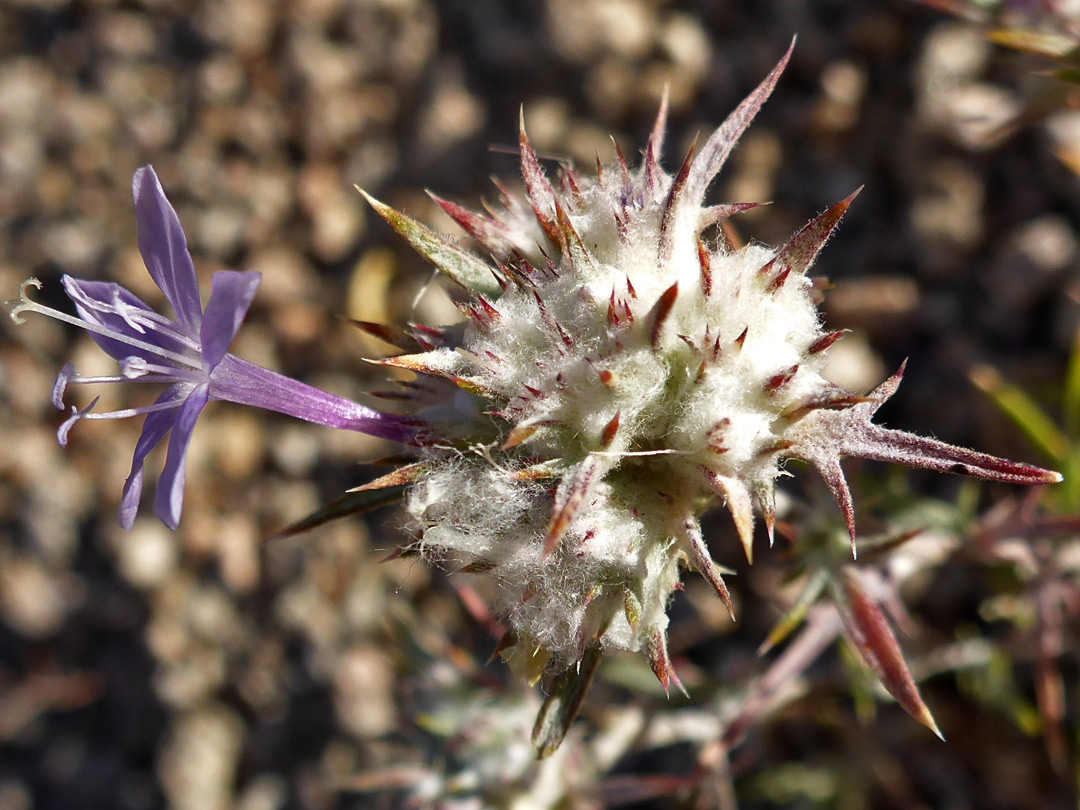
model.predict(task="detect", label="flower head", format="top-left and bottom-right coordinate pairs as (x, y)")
top-left (356, 41), bottom-right (1061, 687)
top-left (11, 166), bottom-right (415, 529)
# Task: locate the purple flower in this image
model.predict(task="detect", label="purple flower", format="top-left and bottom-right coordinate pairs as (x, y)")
top-left (11, 166), bottom-right (419, 529)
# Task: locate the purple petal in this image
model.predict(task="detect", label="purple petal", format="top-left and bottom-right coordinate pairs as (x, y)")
top-left (153, 383), bottom-right (210, 529)
top-left (119, 388), bottom-right (184, 529)
top-left (62, 276), bottom-right (189, 360)
top-left (199, 270), bottom-right (261, 370)
top-left (210, 354), bottom-right (426, 443)
top-left (133, 167), bottom-right (203, 332)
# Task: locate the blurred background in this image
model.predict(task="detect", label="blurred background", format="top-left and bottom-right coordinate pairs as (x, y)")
top-left (2, 1), bottom-right (1079, 808)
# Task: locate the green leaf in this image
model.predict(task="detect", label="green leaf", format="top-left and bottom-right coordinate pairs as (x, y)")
top-left (270, 485), bottom-right (405, 539)
top-left (970, 365), bottom-right (1069, 465)
top-left (988, 28), bottom-right (1076, 59)
top-left (532, 644), bottom-right (602, 758)
top-left (1055, 452), bottom-right (1080, 514)
top-left (1063, 326), bottom-right (1080, 438)
top-left (1047, 68), bottom-right (1080, 86)
top-left (758, 568), bottom-right (829, 655)
top-left (358, 189), bottom-right (504, 298)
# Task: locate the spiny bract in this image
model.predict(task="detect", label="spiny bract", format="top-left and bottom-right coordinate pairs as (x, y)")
top-left (358, 43), bottom-right (1059, 690)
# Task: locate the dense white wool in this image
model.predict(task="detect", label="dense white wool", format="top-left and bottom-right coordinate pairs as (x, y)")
top-left (463, 215), bottom-right (828, 480)
top-left (371, 47), bottom-right (1059, 704)
top-left (358, 43), bottom-right (866, 670)
top-left (392, 140), bottom-right (842, 664)
top-left (405, 457), bottom-right (677, 658)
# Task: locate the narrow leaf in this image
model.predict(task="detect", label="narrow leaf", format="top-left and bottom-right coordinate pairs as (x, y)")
top-left (658, 141), bottom-right (696, 261)
top-left (808, 329), bottom-right (850, 355)
top-left (346, 319), bottom-right (420, 352)
top-left (833, 568), bottom-right (944, 740)
top-left (554, 198), bottom-right (591, 268)
top-left (759, 188), bottom-right (860, 284)
top-left (600, 411), bottom-right (621, 449)
top-left (532, 644), bottom-right (603, 758)
top-left (270, 486), bottom-right (405, 539)
top-left (644, 625), bottom-right (687, 698)
top-left (545, 456), bottom-right (602, 555)
top-left (377, 351), bottom-right (459, 377)
top-left (988, 28), bottom-right (1075, 58)
top-left (1064, 324), bottom-right (1080, 437)
top-left (781, 388), bottom-right (874, 419)
top-left (428, 192), bottom-right (514, 256)
top-left (705, 470), bottom-right (756, 564)
top-left (811, 455), bottom-right (858, 557)
top-left (755, 483), bottom-right (776, 546)
top-left (519, 111), bottom-right (562, 247)
top-left (647, 282), bottom-right (679, 348)
top-left (970, 364), bottom-right (1069, 464)
top-left (697, 237), bottom-right (712, 297)
top-left (853, 423), bottom-right (1063, 486)
top-left (699, 201), bottom-right (769, 230)
top-left (678, 512), bottom-right (735, 619)
top-left (358, 189), bottom-right (502, 298)
top-left (685, 37), bottom-right (795, 211)
top-left (348, 462), bottom-right (432, 492)
top-left (643, 85), bottom-right (670, 191)
top-left (759, 568), bottom-right (830, 655)
top-left (793, 362), bottom-right (1063, 499)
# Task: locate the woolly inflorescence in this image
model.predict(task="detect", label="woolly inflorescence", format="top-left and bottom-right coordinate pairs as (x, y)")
top-left (359, 44), bottom-right (1059, 687)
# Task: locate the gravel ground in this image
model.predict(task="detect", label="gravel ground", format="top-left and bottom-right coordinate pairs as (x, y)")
top-left (1, 1), bottom-right (1079, 809)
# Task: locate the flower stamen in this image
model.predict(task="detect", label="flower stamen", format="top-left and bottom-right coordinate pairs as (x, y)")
top-left (11, 280), bottom-right (201, 370)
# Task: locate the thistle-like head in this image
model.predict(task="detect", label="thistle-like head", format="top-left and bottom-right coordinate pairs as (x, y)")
top-left (358, 40), bottom-right (1060, 689)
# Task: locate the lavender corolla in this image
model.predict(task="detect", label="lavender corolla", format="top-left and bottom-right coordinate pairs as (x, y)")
top-left (10, 166), bottom-right (419, 529)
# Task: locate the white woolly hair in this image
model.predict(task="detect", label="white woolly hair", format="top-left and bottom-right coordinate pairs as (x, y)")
top-left (366, 41), bottom-right (1059, 680)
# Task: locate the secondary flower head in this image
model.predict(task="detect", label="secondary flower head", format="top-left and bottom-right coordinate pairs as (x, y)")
top-left (356, 41), bottom-right (1061, 689)
top-left (11, 166), bottom-right (416, 529)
